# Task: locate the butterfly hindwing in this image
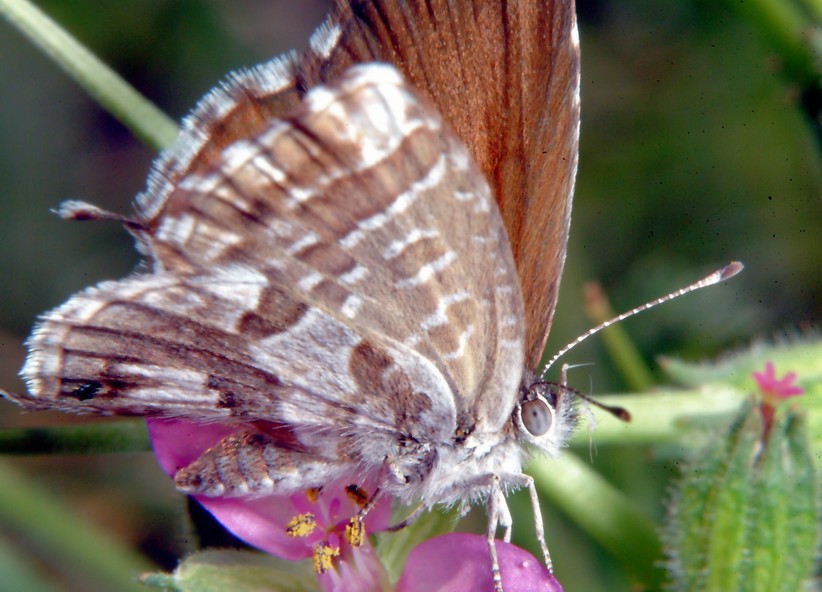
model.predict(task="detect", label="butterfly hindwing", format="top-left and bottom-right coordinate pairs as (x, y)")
top-left (21, 264), bottom-right (463, 430)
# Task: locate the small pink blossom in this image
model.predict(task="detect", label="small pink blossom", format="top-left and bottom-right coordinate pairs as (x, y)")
top-left (753, 361), bottom-right (803, 402)
top-left (396, 533), bottom-right (562, 592)
top-left (146, 418), bottom-right (390, 590)
top-left (753, 361), bottom-right (803, 434)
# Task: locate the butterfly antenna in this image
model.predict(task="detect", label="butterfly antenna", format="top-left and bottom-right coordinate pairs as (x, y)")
top-left (539, 261), bottom-right (744, 380)
top-left (55, 200), bottom-right (146, 233)
top-left (548, 380), bottom-right (632, 421)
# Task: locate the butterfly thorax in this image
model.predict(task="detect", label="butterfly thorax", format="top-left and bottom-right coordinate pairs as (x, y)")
top-left (386, 415), bottom-right (525, 507)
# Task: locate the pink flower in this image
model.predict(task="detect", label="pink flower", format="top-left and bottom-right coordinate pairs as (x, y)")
top-left (752, 361), bottom-right (803, 402)
top-left (146, 420), bottom-right (562, 591)
top-left (752, 361), bottom-right (803, 435)
top-left (146, 418), bottom-right (391, 591)
top-left (396, 533), bottom-right (562, 592)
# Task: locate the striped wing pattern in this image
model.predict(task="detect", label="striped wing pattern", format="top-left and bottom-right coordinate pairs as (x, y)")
top-left (138, 0), bottom-right (579, 369)
top-left (14, 65), bottom-right (525, 491)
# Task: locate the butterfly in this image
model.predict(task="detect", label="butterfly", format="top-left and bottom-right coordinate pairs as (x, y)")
top-left (2, 1), bottom-right (580, 589)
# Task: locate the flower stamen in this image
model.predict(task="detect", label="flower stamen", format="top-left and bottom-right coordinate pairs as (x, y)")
top-left (312, 543), bottom-right (340, 574)
top-left (285, 513), bottom-right (317, 538)
top-left (345, 516), bottom-right (366, 547)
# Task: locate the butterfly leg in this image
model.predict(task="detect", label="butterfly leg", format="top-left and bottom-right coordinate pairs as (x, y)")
top-left (385, 503), bottom-right (426, 532)
top-left (505, 472), bottom-right (552, 572)
top-left (347, 449), bottom-right (439, 544)
top-left (487, 474), bottom-right (507, 592)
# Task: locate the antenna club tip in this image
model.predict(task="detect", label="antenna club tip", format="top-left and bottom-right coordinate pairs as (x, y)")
top-left (597, 401), bottom-right (631, 422)
top-left (720, 261), bottom-right (744, 279)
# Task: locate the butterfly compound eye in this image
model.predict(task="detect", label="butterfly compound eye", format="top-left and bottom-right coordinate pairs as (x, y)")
top-left (520, 397), bottom-right (553, 436)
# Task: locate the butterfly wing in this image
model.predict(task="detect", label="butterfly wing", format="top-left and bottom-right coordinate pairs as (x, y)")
top-left (10, 65), bottom-right (525, 436)
top-left (139, 0), bottom-right (579, 369)
top-left (304, 0), bottom-right (581, 367)
top-left (15, 264), bottom-right (457, 497)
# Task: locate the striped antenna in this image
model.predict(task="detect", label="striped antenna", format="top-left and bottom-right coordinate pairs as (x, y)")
top-left (539, 261), bottom-right (744, 379)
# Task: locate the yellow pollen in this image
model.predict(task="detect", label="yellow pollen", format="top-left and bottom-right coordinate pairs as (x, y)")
top-left (345, 516), bottom-right (366, 547)
top-left (312, 543), bottom-right (340, 574)
top-left (285, 513), bottom-right (317, 537)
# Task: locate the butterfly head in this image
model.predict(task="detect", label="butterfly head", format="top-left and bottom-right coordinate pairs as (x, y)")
top-left (512, 375), bottom-right (578, 459)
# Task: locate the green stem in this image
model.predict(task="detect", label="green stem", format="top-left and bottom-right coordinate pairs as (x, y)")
top-left (530, 453), bottom-right (665, 588)
top-left (0, 420), bottom-right (150, 454)
top-left (582, 282), bottom-right (655, 391)
top-left (0, 0), bottom-right (178, 150)
top-left (568, 387), bottom-right (743, 446)
top-left (0, 535), bottom-right (57, 592)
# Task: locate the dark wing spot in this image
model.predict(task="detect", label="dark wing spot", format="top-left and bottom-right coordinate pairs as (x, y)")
top-left (238, 286), bottom-right (308, 339)
top-left (70, 381), bottom-right (102, 401)
top-left (349, 341), bottom-right (393, 393)
top-left (218, 391), bottom-right (237, 409)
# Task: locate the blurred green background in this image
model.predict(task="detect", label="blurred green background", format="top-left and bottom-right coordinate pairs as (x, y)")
top-left (0, 1), bottom-right (818, 591)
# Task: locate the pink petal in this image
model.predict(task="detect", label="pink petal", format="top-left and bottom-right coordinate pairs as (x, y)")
top-left (146, 418), bottom-right (391, 560)
top-left (147, 418), bottom-right (232, 472)
top-left (752, 361), bottom-right (776, 389)
top-left (752, 362), bottom-right (803, 400)
top-left (396, 533), bottom-right (562, 592)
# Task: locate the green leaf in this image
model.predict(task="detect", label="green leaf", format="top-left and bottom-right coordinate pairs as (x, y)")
top-left (0, 459), bottom-right (152, 592)
top-left (659, 334), bottom-right (822, 394)
top-left (141, 550), bottom-right (319, 592)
